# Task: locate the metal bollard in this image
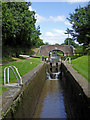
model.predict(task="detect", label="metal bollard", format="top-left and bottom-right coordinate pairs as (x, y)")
top-left (42, 56), bottom-right (44, 61)
top-left (50, 62), bottom-right (52, 72)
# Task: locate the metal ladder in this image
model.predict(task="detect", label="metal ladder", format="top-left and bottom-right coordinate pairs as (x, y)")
top-left (64, 57), bottom-right (71, 64)
top-left (4, 65), bottom-right (22, 86)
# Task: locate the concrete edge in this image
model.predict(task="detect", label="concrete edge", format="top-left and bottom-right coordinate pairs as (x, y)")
top-left (1, 62), bottom-right (45, 118)
top-left (62, 61), bottom-right (90, 98)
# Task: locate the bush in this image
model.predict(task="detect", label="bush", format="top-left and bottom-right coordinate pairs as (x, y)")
top-left (74, 48), bottom-right (83, 54)
top-left (85, 47), bottom-right (90, 55)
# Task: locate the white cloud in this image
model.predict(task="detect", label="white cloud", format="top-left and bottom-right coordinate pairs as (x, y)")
top-left (35, 14), bottom-right (48, 23)
top-left (49, 16), bottom-right (65, 22)
top-left (34, 12), bottom-right (72, 27)
top-left (35, 13), bottom-right (72, 28)
top-left (28, 6), bottom-right (47, 23)
top-left (45, 32), bottom-right (55, 36)
top-left (27, 0), bottom-right (89, 2)
top-left (29, 6), bottom-right (70, 25)
top-left (29, 6), bottom-right (33, 11)
top-left (64, 21), bottom-right (72, 26)
top-left (53, 29), bottom-right (65, 34)
top-left (28, 5), bottom-right (72, 45)
top-left (35, 14), bottom-right (66, 23)
top-left (41, 29), bottom-right (72, 44)
top-left (28, 6), bottom-right (36, 12)
top-left (67, 0), bottom-right (89, 3)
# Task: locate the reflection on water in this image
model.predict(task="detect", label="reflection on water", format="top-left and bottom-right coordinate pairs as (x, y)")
top-left (33, 79), bottom-right (67, 118)
top-left (33, 73), bottom-right (89, 119)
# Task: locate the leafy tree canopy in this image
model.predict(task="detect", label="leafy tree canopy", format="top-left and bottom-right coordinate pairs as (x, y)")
top-left (55, 43), bottom-right (59, 45)
top-left (67, 3), bottom-right (90, 46)
top-left (44, 42), bottom-right (50, 45)
top-left (2, 2), bottom-right (43, 57)
top-left (61, 38), bottom-right (79, 48)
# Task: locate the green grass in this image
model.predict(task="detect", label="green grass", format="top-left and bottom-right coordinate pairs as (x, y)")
top-left (57, 51), bottom-right (64, 56)
top-left (2, 57), bottom-right (42, 84)
top-left (71, 55), bottom-right (89, 82)
top-left (1, 57), bottom-right (42, 93)
top-left (2, 56), bottom-right (27, 63)
top-left (36, 54), bottom-right (48, 58)
top-left (2, 57), bottom-right (18, 63)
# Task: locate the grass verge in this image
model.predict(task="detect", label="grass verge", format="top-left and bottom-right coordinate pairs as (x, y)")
top-left (1, 57), bottom-right (42, 93)
top-left (71, 55), bottom-right (89, 82)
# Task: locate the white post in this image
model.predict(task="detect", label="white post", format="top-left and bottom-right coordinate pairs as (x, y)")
top-left (16, 68), bottom-right (22, 84)
top-left (20, 77), bottom-right (23, 84)
top-left (4, 68), bottom-right (6, 85)
top-left (12, 66), bottom-right (22, 84)
top-left (7, 67), bottom-right (9, 83)
top-left (69, 57), bottom-right (71, 63)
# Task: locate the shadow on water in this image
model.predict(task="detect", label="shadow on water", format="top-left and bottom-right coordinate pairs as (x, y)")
top-left (33, 71), bottom-right (90, 119)
top-left (58, 73), bottom-right (90, 119)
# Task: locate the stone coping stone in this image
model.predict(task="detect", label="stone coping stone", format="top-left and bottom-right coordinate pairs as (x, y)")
top-left (1, 62), bottom-right (45, 118)
top-left (62, 61), bottom-right (90, 98)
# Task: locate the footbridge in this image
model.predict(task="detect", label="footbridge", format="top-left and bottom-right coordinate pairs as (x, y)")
top-left (39, 45), bottom-right (74, 56)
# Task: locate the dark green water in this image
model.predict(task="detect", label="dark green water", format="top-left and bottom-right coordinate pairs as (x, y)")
top-left (34, 79), bottom-right (66, 118)
top-left (33, 73), bottom-right (89, 119)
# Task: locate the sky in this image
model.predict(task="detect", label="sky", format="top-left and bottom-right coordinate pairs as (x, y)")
top-left (27, 0), bottom-right (89, 45)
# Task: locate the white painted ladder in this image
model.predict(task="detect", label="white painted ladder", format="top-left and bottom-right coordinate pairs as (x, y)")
top-left (64, 57), bottom-right (71, 64)
top-left (4, 66), bottom-right (22, 86)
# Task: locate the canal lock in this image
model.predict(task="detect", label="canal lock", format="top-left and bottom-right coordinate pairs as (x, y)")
top-left (2, 62), bottom-right (90, 119)
top-left (46, 62), bottom-right (62, 80)
top-left (33, 62), bottom-right (90, 119)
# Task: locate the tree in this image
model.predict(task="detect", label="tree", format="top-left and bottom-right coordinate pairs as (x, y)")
top-left (65, 28), bottom-right (73, 38)
top-left (35, 38), bottom-right (44, 48)
top-left (55, 43), bottom-right (59, 45)
top-left (67, 3), bottom-right (90, 47)
top-left (64, 28), bottom-right (73, 45)
top-left (2, 2), bottom-right (43, 57)
top-left (62, 38), bottom-right (79, 48)
top-left (31, 25), bottom-right (41, 47)
top-left (44, 42), bottom-right (49, 45)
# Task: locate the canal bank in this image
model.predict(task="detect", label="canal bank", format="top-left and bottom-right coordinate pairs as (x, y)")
top-left (33, 62), bottom-right (89, 119)
top-left (61, 62), bottom-right (90, 98)
top-left (61, 62), bottom-right (90, 119)
top-left (2, 62), bottom-right (46, 119)
top-left (1, 61), bottom-right (90, 119)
